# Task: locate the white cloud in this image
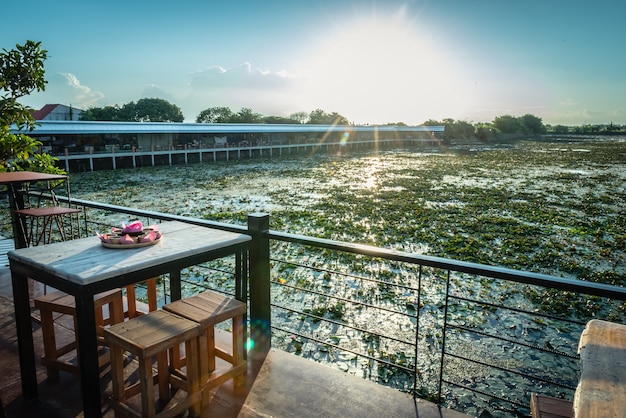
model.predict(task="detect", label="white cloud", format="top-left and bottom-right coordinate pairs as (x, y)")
top-left (189, 62), bottom-right (292, 91)
top-left (59, 73), bottom-right (105, 108)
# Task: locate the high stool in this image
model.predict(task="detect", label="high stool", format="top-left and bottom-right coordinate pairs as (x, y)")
top-left (35, 288), bottom-right (125, 380)
top-left (104, 310), bottom-right (202, 418)
top-left (163, 291), bottom-right (247, 405)
top-left (34, 278), bottom-right (158, 380)
top-left (125, 278), bottom-right (159, 319)
top-left (14, 206), bottom-right (83, 246)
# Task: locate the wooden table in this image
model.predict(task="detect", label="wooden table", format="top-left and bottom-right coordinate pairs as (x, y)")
top-left (0, 171), bottom-right (70, 249)
top-left (8, 221), bottom-right (251, 418)
top-left (574, 319), bottom-right (626, 417)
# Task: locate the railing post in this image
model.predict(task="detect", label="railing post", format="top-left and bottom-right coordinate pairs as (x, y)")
top-left (247, 213), bottom-right (271, 354)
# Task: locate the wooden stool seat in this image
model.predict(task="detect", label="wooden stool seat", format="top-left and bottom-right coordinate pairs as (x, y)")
top-left (104, 310), bottom-right (202, 418)
top-left (530, 393), bottom-right (573, 418)
top-left (34, 288), bottom-right (125, 379)
top-left (163, 291), bottom-right (247, 404)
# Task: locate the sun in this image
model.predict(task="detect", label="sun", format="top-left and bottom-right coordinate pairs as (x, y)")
top-left (298, 11), bottom-right (469, 125)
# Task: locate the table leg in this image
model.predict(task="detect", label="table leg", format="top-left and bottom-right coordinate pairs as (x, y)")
top-left (170, 270), bottom-right (182, 301)
top-left (10, 270), bottom-right (38, 398)
top-left (74, 292), bottom-right (103, 418)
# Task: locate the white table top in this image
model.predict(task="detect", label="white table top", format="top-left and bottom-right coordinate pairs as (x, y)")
top-left (8, 221), bottom-right (250, 285)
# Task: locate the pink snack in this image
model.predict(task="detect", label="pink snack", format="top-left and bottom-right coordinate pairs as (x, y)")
top-left (119, 234), bottom-right (135, 245)
top-left (122, 221), bottom-right (143, 234)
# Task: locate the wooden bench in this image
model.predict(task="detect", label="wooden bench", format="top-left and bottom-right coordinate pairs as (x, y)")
top-left (530, 393), bottom-right (573, 418)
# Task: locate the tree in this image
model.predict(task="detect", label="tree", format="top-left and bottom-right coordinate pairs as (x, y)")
top-left (80, 105), bottom-right (121, 121)
top-left (232, 107), bottom-right (263, 123)
top-left (519, 114), bottom-right (546, 135)
top-left (307, 109), bottom-right (350, 125)
top-left (289, 111), bottom-right (309, 124)
top-left (263, 115), bottom-right (300, 124)
top-left (195, 106), bottom-right (234, 123)
top-left (0, 40), bottom-right (63, 173)
top-left (492, 115), bottom-right (523, 134)
top-left (474, 123), bottom-right (499, 141)
top-left (120, 98), bottom-right (184, 122)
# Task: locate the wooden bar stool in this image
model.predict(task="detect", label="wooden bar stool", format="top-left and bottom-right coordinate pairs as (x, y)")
top-left (104, 310), bottom-right (202, 418)
top-left (34, 288), bottom-right (125, 380)
top-left (34, 278), bottom-right (158, 380)
top-left (163, 290), bottom-right (247, 405)
top-left (14, 206), bottom-right (83, 246)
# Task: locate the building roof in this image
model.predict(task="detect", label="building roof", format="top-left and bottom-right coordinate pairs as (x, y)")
top-left (15, 120), bottom-right (444, 135)
top-left (30, 104), bottom-right (61, 120)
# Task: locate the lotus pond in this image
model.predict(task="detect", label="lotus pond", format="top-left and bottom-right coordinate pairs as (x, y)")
top-left (68, 137), bottom-right (626, 288)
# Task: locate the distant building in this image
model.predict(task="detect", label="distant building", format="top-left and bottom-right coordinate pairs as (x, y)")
top-left (31, 104), bottom-right (83, 121)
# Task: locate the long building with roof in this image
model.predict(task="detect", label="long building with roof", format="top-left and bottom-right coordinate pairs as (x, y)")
top-left (13, 120), bottom-right (444, 172)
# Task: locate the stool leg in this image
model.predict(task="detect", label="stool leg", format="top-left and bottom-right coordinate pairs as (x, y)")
top-left (109, 344), bottom-right (125, 418)
top-left (139, 355), bottom-right (157, 417)
top-left (125, 285), bottom-right (138, 319)
top-left (186, 337), bottom-right (201, 417)
top-left (157, 350), bottom-right (170, 402)
top-left (233, 315), bottom-right (245, 387)
top-left (39, 307), bottom-right (59, 380)
top-left (206, 326), bottom-right (215, 373)
top-left (146, 278), bottom-right (158, 312)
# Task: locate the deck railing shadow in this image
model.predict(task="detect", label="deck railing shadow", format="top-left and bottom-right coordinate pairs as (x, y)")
top-left (7, 194), bottom-right (625, 417)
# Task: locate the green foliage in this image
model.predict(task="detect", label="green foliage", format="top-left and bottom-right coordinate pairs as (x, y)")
top-left (82, 98), bottom-right (184, 122)
top-left (80, 105), bottom-right (122, 121)
top-left (0, 40), bottom-right (62, 174)
top-left (492, 114), bottom-right (523, 134)
top-left (195, 106), bottom-right (234, 123)
top-left (307, 108), bottom-right (351, 125)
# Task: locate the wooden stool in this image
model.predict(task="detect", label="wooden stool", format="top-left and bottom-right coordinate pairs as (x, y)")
top-left (34, 278), bottom-right (158, 381)
top-left (530, 393), bottom-right (573, 417)
top-left (163, 291), bottom-right (247, 405)
top-left (125, 278), bottom-right (159, 319)
top-left (34, 288), bottom-right (125, 380)
top-left (104, 310), bottom-right (202, 418)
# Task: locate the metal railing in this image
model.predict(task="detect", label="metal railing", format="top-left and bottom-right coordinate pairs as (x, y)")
top-left (7, 194), bottom-right (626, 417)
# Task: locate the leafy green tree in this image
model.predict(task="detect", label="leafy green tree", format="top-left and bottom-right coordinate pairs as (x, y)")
top-left (232, 107), bottom-right (263, 123)
top-left (474, 123), bottom-right (499, 141)
top-left (0, 40), bottom-right (63, 173)
top-left (307, 109), bottom-right (350, 125)
top-left (195, 106), bottom-right (234, 123)
top-left (289, 111), bottom-right (309, 124)
top-left (519, 114), bottom-right (546, 134)
top-left (119, 98), bottom-right (184, 122)
top-left (553, 125), bottom-right (569, 134)
top-left (263, 115), bottom-right (300, 124)
top-left (80, 105), bottom-right (121, 121)
top-left (492, 115), bottom-right (523, 134)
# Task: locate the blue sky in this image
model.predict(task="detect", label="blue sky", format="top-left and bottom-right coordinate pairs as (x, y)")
top-left (3, 0), bottom-right (625, 125)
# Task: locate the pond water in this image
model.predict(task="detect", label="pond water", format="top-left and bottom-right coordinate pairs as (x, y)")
top-left (69, 138), bottom-right (626, 286)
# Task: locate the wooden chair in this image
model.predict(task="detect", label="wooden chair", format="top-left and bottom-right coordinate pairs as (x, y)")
top-left (104, 310), bottom-right (202, 418)
top-left (35, 289), bottom-right (125, 380)
top-left (163, 290), bottom-right (247, 406)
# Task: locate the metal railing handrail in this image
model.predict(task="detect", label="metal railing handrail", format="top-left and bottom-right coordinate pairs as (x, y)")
top-left (269, 229), bottom-right (626, 301)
